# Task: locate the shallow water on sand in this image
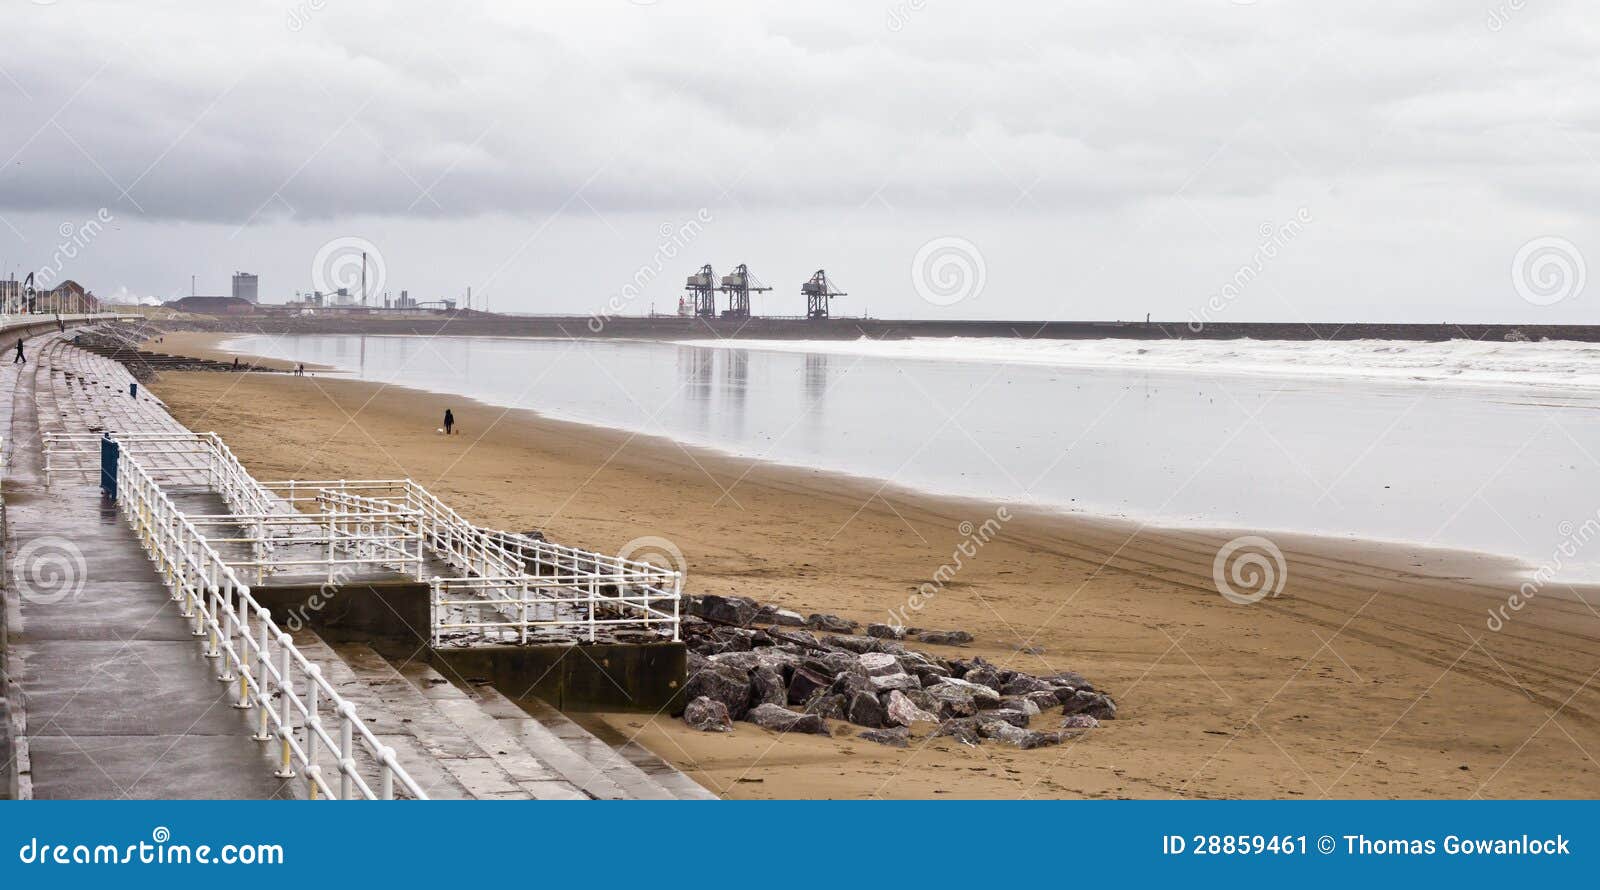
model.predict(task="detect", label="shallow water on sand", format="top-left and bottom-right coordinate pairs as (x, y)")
top-left (222, 333), bottom-right (1600, 580)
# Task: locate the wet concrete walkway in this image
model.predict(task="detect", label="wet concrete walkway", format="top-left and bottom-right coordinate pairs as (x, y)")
top-left (2, 336), bottom-right (296, 798)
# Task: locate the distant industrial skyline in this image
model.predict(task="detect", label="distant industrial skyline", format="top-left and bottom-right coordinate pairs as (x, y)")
top-left (2, 1), bottom-right (1596, 323)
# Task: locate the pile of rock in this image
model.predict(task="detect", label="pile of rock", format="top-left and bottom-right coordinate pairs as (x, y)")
top-left (678, 595), bottom-right (1115, 750)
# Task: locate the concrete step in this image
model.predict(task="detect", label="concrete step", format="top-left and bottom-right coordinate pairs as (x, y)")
top-left (288, 632), bottom-right (473, 800)
top-left (568, 714), bottom-right (721, 800)
top-left (390, 659), bottom-right (684, 800)
top-left (377, 658), bottom-right (588, 800)
top-left (329, 641), bottom-right (582, 800)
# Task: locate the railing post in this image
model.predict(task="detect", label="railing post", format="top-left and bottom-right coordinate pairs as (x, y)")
top-left (339, 703), bottom-right (355, 800)
top-left (305, 664), bottom-right (322, 799)
top-left (380, 746), bottom-right (395, 800)
top-left (430, 577), bottom-right (442, 647)
top-left (252, 615), bottom-right (272, 741)
top-left (233, 590), bottom-right (253, 710)
top-left (275, 635), bottom-right (296, 778)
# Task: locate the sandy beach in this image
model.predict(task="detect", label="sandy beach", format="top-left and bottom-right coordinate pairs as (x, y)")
top-left (147, 331), bottom-right (1600, 799)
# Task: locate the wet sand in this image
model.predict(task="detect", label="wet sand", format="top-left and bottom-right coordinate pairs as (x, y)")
top-left (148, 330), bottom-right (1600, 799)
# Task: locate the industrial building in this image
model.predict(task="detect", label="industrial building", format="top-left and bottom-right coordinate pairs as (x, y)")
top-left (232, 271), bottom-right (259, 303)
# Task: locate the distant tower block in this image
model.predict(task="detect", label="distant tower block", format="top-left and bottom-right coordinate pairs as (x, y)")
top-left (719, 264), bottom-right (772, 319)
top-left (686, 264), bottom-right (717, 318)
top-left (803, 269), bottom-right (846, 320)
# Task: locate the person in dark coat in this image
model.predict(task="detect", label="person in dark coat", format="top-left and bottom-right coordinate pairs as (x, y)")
top-left (443, 409), bottom-right (455, 435)
top-left (12, 340), bottom-right (23, 364)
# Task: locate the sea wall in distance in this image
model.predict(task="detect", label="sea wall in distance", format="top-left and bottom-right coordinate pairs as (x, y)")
top-left (150, 312), bottom-right (1600, 343)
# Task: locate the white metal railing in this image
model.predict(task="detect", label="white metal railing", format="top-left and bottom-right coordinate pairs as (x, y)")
top-left (50, 429), bottom-right (682, 645)
top-left (115, 447), bottom-right (428, 800)
top-left (260, 478), bottom-right (683, 644)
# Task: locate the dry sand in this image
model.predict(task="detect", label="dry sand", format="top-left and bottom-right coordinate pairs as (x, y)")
top-left (148, 330), bottom-right (1600, 799)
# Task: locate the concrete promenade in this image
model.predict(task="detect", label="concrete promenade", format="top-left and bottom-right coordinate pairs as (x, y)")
top-left (2, 328), bottom-right (295, 798)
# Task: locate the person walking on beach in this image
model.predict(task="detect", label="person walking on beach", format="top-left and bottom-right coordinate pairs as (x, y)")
top-left (443, 409), bottom-right (455, 435)
top-left (12, 339), bottom-right (24, 364)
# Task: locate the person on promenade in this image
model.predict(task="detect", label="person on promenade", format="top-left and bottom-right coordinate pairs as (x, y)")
top-left (12, 340), bottom-right (23, 364)
top-left (443, 409), bottom-right (455, 435)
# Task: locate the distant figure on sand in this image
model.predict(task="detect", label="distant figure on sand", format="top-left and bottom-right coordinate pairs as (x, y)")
top-left (443, 409), bottom-right (455, 435)
top-left (12, 340), bottom-right (23, 364)
top-left (232, 357), bottom-right (239, 370)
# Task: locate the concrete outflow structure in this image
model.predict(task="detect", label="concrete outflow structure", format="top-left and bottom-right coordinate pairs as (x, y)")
top-left (1, 321), bottom-right (714, 800)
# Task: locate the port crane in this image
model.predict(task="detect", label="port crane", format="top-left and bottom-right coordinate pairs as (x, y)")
top-left (719, 264), bottom-right (772, 319)
top-left (803, 269), bottom-right (846, 320)
top-left (685, 264), bottom-right (718, 318)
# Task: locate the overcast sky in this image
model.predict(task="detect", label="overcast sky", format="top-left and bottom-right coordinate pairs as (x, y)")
top-left (1, 1), bottom-right (1595, 323)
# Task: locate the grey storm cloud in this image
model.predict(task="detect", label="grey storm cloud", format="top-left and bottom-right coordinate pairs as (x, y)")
top-left (3, 0), bottom-right (1595, 225)
top-left (2, 0), bottom-right (1597, 324)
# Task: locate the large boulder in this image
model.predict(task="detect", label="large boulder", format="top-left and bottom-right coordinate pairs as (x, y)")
top-left (858, 727), bottom-right (910, 747)
top-left (1059, 714), bottom-right (1100, 730)
top-left (803, 691), bottom-right (848, 720)
top-left (866, 623), bottom-right (906, 640)
top-left (806, 613), bottom-right (858, 633)
top-left (847, 689), bottom-right (887, 728)
top-left (1060, 689), bottom-right (1117, 720)
top-left (750, 667), bottom-right (788, 709)
top-left (683, 696), bottom-right (733, 732)
top-left (982, 708), bottom-right (1032, 728)
top-left (745, 703), bottom-right (829, 736)
top-left (693, 595), bottom-right (761, 626)
top-left (1001, 675), bottom-right (1056, 696)
top-left (934, 718), bottom-right (983, 746)
top-left (860, 652), bottom-right (920, 692)
top-left (683, 663), bottom-right (754, 720)
top-left (978, 719), bottom-right (1062, 749)
top-left (964, 665), bottom-right (1004, 692)
top-left (1023, 690), bottom-right (1062, 712)
top-left (1045, 671), bottom-right (1094, 692)
top-left (915, 630), bottom-right (973, 646)
top-left (786, 665), bottom-right (833, 705)
top-left (924, 683), bottom-right (978, 720)
top-left (884, 689), bottom-right (939, 727)
top-left (932, 677), bottom-right (1003, 709)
